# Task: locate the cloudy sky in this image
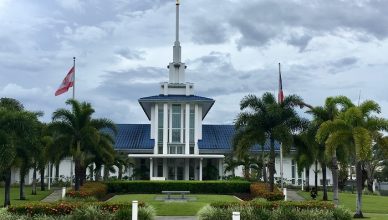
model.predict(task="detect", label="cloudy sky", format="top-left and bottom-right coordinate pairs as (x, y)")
top-left (1, 0), bottom-right (388, 124)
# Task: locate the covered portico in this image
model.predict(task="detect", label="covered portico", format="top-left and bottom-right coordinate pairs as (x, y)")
top-left (128, 154), bottom-right (224, 181)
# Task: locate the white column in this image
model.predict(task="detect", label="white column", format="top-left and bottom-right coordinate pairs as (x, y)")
top-left (163, 158), bottom-right (168, 179)
top-left (185, 103), bottom-right (190, 154)
top-left (185, 159), bottom-right (190, 180)
top-left (169, 104), bottom-right (172, 143)
top-left (232, 212), bottom-right (240, 220)
top-left (154, 104), bottom-right (158, 154)
top-left (219, 158), bottom-right (223, 180)
top-left (132, 201), bottom-right (138, 220)
top-left (149, 158), bottom-right (153, 179)
top-left (163, 103), bottom-right (168, 154)
top-left (194, 104), bottom-right (199, 154)
top-left (194, 159), bottom-right (198, 180)
top-left (199, 158), bottom-right (203, 181)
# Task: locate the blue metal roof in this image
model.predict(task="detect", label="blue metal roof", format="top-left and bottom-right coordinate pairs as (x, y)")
top-left (198, 125), bottom-right (281, 153)
top-left (138, 95), bottom-right (215, 120)
top-left (106, 124), bottom-right (280, 153)
top-left (139, 95), bottom-right (214, 102)
top-left (105, 124), bottom-right (154, 151)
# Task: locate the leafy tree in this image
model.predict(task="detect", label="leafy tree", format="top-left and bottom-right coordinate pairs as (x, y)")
top-left (0, 98), bottom-right (41, 206)
top-left (51, 99), bottom-right (116, 191)
top-left (317, 99), bottom-right (388, 218)
top-left (234, 92), bottom-right (307, 191)
top-left (308, 96), bottom-right (353, 203)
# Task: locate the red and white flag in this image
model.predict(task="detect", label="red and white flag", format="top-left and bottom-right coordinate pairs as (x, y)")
top-left (55, 66), bottom-right (75, 96)
top-left (278, 64), bottom-right (284, 103)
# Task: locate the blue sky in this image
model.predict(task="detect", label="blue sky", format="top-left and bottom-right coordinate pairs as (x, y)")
top-left (1, 0), bottom-right (388, 124)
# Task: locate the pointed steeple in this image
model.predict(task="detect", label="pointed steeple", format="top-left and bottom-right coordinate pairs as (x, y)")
top-left (168, 0), bottom-right (186, 84)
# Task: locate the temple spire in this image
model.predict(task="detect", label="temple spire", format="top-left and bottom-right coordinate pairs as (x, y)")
top-left (173, 0), bottom-right (181, 63)
top-left (168, 0), bottom-right (185, 84)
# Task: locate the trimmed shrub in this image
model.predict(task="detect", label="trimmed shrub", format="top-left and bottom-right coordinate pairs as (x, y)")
top-left (7, 201), bottom-right (146, 216)
top-left (66, 182), bottom-right (107, 199)
top-left (106, 180), bottom-right (250, 194)
top-left (199, 203), bottom-right (352, 220)
top-left (250, 182), bottom-right (284, 201)
top-left (71, 206), bottom-right (114, 220)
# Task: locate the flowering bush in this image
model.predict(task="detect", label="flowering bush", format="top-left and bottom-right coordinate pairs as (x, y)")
top-left (66, 182), bottom-right (107, 199)
top-left (250, 182), bottom-right (284, 201)
top-left (7, 201), bottom-right (146, 216)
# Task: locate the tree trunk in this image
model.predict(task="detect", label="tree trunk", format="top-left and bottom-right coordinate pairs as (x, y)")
top-left (305, 168), bottom-right (310, 192)
top-left (55, 162), bottom-right (60, 183)
top-left (314, 160), bottom-right (318, 193)
top-left (118, 165), bottom-right (123, 180)
top-left (32, 167), bottom-right (37, 195)
top-left (40, 168), bottom-right (45, 191)
top-left (268, 138), bottom-right (275, 192)
top-left (19, 167), bottom-right (26, 200)
top-left (103, 165), bottom-right (109, 181)
top-left (322, 162), bottom-right (328, 201)
top-left (262, 164), bottom-right (268, 183)
top-left (89, 164), bottom-right (94, 181)
top-left (4, 169), bottom-right (11, 207)
top-left (95, 166), bottom-right (102, 181)
top-left (354, 161), bottom-right (364, 218)
top-left (74, 159), bottom-right (81, 191)
top-left (332, 150), bottom-right (339, 206)
top-left (81, 166), bottom-right (87, 185)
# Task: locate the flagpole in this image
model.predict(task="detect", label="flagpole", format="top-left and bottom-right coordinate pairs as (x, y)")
top-left (279, 62), bottom-right (284, 192)
top-left (70, 57), bottom-right (75, 188)
top-left (72, 57), bottom-right (76, 100)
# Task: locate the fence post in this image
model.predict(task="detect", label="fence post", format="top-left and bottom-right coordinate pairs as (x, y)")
top-left (61, 187), bottom-right (66, 199)
top-left (283, 188), bottom-right (287, 201)
top-left (232, 211), bottom-right (240, 220)
top-left (132, 200), bottom-right (138, 220)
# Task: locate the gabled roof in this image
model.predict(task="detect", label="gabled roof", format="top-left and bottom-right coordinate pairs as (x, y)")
top-left (198, 125), bottom-right (281, 154)
top-left (104, 124), bottom-right (154, 152)
top-left (138, 95), bottom-right (215, 120)
top-left (106, 124), bottom-right (281, 154)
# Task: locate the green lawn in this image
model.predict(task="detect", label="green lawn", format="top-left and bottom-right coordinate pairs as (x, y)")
top-left (0, 186), bottom-right (53, 206)
top-left (109, 194), bottom-right (239, 216)
top-left (298, 191), bottom-right (388, 219)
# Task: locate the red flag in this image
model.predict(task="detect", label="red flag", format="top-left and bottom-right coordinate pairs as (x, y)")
top-left (55, 66), bottom-right (75, 96)
top-left (278, 64), bottom-right (284, 103)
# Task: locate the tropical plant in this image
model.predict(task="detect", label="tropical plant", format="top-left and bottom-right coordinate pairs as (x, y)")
top-left (317, 99), bottom-right (388, 218)
top-left (234, 92), bottom-right (308, 191)
top-left (50, 99), bottom-right (117, 191)
top-left (0, 98), bottom-right (41, 206)
top-left (307, 96), bottom-right (353, 203)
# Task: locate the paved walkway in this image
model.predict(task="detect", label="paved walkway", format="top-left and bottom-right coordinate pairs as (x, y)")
top-left (41, 189), bottom-right (63, 202)
top-left (286, 189), bottom-right (305, 201)
top-left (156, 217), bottom-right (197, 220)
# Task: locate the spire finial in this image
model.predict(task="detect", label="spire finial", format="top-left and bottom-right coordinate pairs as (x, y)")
top-left (176, 0), bottom-right (180, 5)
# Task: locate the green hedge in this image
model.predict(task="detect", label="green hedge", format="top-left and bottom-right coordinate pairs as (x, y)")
top-left (106, 180), bottom-right (250, 194)
top-left (211, 200), bottom-right (335, 210)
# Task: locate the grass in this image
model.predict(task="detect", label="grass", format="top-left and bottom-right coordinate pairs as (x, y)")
top-left (298, 190), bottom-right (388, 219)
top-left (109, 194), bottom-right (240, 216)
top-left (0, 186), bottom-right (53, 206)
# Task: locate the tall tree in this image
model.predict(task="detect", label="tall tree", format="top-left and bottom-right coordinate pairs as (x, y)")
top-left (0, 98), bottom-right (40, 206)
top-left (317, 100), bottom-right (388, 218)
top-left (234, 92), bottom-right (307, 191)
top-left (307, 96), bottom-right (353, 203)
top-left (51, 99), bottom-right (116, 190)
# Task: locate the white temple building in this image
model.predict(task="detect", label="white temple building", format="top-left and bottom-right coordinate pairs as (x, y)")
top-left (11, 1), bottom-right (332, 187)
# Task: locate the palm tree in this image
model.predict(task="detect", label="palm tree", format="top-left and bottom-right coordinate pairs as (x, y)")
top-left (317, 100), bottom-right (388, 218)
top-left (234, 92), bottom-right (308, 191)
top-left (0, 98), bottom-right (41, 206)
top-left (51, 99), bottom-right (116, 190)
top-left (306, 96), bottom-right (353, 204)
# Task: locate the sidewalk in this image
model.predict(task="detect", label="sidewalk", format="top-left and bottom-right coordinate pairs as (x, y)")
top-left (286, 189), bottom-right (305, 201)
top-left (156, 217), bottom-right (197, 220)
top-left (41, 188), bottom-right (63, 202)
